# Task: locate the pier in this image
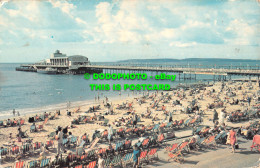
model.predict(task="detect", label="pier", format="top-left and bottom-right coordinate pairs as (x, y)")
top-left (17, 63), bottom-right (260, 81)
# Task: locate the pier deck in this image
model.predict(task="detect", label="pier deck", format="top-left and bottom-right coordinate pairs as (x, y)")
top-left (18, 64), bottom-right (260, 76)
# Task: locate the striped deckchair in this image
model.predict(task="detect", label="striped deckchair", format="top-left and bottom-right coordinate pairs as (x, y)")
top-left (62, 138), bottom-right (68, 145)
top-left (203, 135), bottom-right (216, 148)
top-left (40, 158), bottom-right (49, 168)
top-left (110, 155), bottom-right (122, 166)
top-left (184, 118), bottom-right (191, 126)
top-left (46, 140), bottom-right (54, 148)
top-left (48, 132), bottom-right (56, 139)
top-left (68, 154), bottom-right (77, 162)
top-left (115, 141), bottom-right (123, 151)
top-left (87, 149), bottom-right (96, 160)
top-left (153, 124), bottom-right (159, 131)
top-left (147, 148), bottom-right (158, 162)
top-left (14, 160), bottom-right (24, 168)
top-left (195, 137), bottom-right (206, 149)
top-left (0, 147), bottom-right (8, 157)
top-left (27, 160), bottom-right (38, 168)
top-left (11, 146), bottom-right (20, 155)
top-left (177, 141), bottom-right (190, 153)
top-left (98, 148), bottom-right (106, 155)
top-left (122, 153), bottom-right (133, 168)
top-left (80, 154), bottom-right (88, 162)
top-left (142, 139), bottom-right (149, 149)
top-left (168, 150), bottom-right (184, 163)
top-left (104, 158), bottom-right (111, 167)
top-left (19, 119), bottom-right (25, 125)
top-left (74, 165), bottom-right (83, 168)
top-left (140, 150), bottom-right (148, 165)
top-left (165, 143), bottom-right (178, 152)
top-left (33, 142), bottom-right (42, 152)
top-left (87, 161), bottom-right (96, 168)
top-left (22, 143), bottom-right (31, 154)
top-left (157, 134), bottom-right (165, 144)
top-left (166, 122), bottom-right (172, 128)
top-left (70, 136), bottom-right (78, 146)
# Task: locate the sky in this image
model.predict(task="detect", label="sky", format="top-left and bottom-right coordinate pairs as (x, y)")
top-left (0, 0), bottom-right (260, 63)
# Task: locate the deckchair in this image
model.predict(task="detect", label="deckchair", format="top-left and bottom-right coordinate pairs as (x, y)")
top-left (203, 135), bottom-right (217, 148)
top-left (74, 165), bottom-right (83, 168)
top-left (147, 148), bottom-right (158, 162)
top-left (126, 128), bottom-right (133, 135)
top-left (10, 146), bottom-right (20, 159)
top-left (98, 148), bottom-right (106, 155)
top-left (153, 124), bottom-right (159, 131)
top-left (124, 140), bottom-right (132, 150)
top-left (139, 150), bottom-right (148, 165)
top-left (33, 142), bottom-right (42, 153)
top-left (177, 141), bottom-right (190, 153)
top-left (46, 140), bottom-right (54, 148)
top-left (27, 160), bottom-right (38, 168)
top-left (22, 143), bottom-right (31, 155)
top-left (40, 158), bottom-right (49, 168)
top-left (102, 119), bottom-right (109, 126)
top-left (115, 141), bottom-right (124, 151)
top-left (251, 135), bottom-right (260, 152)
top-left (69, 136), bottom-right (78, 147)
top-left (67, 154), bottom-right (77, 162)
top-left (168, 150), bottom-right (184, 163)
top-left (165, 143), bottom-right (178, 152)
top-left (104, 158), bottom-right (111, 167)
top-left (87, 161), bottom-right (97, 168)
top-left (0, 147), bottom-right (8, 160)
top-left (122, 153), bottom-right (133, 168)
top-left (19, 120), bottom-right (25, 125)
top-left (142, 139), bottom-right (150, 149)
top-left (48, 132), bottom-right (56, 139)
top-left (80, 154), bottom-right (88, 162)
top-left (184, 118), bottom-right (191, 126)
top-left (195, 137), bottom-right (206, 149)
top-left (62, 138), bottom-right (68, 146)
top-left (14, 160), bottom-right (24, 168)
top-left (86, 149), bottom-right (96, 160)
top-left (157, 134), bottom-right (165, 145)
top-left (110, 155), bottom-right (122, 167)
top-left (30, 125), bottom-right (37, 132)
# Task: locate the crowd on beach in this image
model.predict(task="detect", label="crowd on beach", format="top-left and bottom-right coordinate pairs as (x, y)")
top-left (0, 80), bottom-right (260, 168)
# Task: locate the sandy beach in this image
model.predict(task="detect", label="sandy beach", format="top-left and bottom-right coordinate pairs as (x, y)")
top-left (0, 80), bottom-right (259, 167)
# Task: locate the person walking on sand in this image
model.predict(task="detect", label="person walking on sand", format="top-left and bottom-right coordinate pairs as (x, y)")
top-left (229, 128), bottom-right (237, 153)
top-left (108, 124), bottom-right (113, 144)
top-left (98, 154), bottom-right (105, 168)
top-left (213, 109), bottom-right (218, 124)
top-left (132, 145), bottom-right (140, 168)
top-left (13, 109), bottom-right (16, 116)
top-left (247, 96), bottom-right (251, 106)
top-left (219, 109), bottom-right (225, 125)
top-left (56, 127), bottom-right (64, 155)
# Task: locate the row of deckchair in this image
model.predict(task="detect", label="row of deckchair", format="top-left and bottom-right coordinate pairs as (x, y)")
top-left (0, 141), bottom-right (54, 161)
top-left (4, 148), bottom-right (158, 168)
top-left (3, 158), bottom-right (50, 168)
top-left (166, 134), bottom-right (220, 164)
top-left (95, 118), bottom-right (200, 143)
top-left (0, 119), bottom-right (25, 127)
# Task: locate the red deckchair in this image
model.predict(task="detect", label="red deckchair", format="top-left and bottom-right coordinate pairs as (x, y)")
top-left (251, 135), bottom-right (260, 152)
